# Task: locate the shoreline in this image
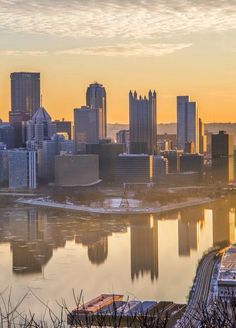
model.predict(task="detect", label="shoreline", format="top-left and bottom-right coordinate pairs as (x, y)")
top-left (16, 197), bottom-right (215, 215)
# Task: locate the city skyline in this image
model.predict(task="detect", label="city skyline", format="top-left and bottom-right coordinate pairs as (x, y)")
top-left (0, 1), bottom-right (235, 123)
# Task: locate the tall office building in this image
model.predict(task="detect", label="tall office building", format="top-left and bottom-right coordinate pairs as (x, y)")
top-left (8, 149), bottom-right (37, 189)
top-left (10, 72), bottom-right (40, 116)
top-left (74, 106), bottom-right (103, 152)
top-left (38, 135), bottom-right (73, 182)
top-left (53, 119), bottom-right (72, 140)
top-left (0, 149), bottom-right (8, 186)
top-left (177, 96), bottom-right (199, 153)
top-left (9, 72), bottom-right (40, 147)
top-left (26, 107), bottom-right (56, 150)
top-left (86, 140), bottom-right (125, 182)
top-left (199, 118), bottom-right (206, 154)
top-left (0, 123), bottom-right (15, 149)
top-left (212, 130), bottom-right (234, 183)
top-left (129, 90), bottom-right (157, 155)
top-left (86, 82), bottom-right (107, 137)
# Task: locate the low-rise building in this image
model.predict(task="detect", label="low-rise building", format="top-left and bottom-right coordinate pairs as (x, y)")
top-left (115, 154), bottom-right (151, 183)
top-left (153, 155), bottom-right (168, 183)
top-left (55, 154), bottom-right (100, 187)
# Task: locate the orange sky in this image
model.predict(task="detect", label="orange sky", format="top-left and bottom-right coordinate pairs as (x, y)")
top-left (0, 0), bottom-right (235, 124)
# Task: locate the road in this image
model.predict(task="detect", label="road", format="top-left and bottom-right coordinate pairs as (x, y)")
top-left (176, 250), bottom-right (219, 327)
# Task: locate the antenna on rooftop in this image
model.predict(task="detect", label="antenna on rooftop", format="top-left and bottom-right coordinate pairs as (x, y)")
top-left (40, 94), bottom-right (43, 107)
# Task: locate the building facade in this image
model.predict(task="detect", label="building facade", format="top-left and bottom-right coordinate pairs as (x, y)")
top-left (0, 123), bottom-right (15, 149)
top-left (86, 82), bottom-right (107, 137)
top-left (0, 150), bottom-right (9, 186)
top-left (8, 149), bottom-right (37, 189)
top-left (212, 130), bottom-right (234, 183)
top-left (53, 119), bottom-right (72, 140)
top-left (38, 135), bottom-right (73, 182)
top-left (115, 154), bottom-right (152, 183)
top-left (86, 140), bottom-right (124, 182)
top-left (9, 72), bottom-right (40, 147)
top-left (10, 72), bottom-right (40, 116)
top-left (26, 107), bottom-right (56, 149)
top-left (129, 91), bottom-right (157, 155)
top-left (177, 96), bottom-right (199, 153)
top-left (74, 106), bottom-right (103, 152)
top-left (55, 154), bottom-right (100, 187)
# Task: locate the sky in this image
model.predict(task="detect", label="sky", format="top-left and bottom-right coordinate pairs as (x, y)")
top-left (0, 0), bottom-right (236, 123)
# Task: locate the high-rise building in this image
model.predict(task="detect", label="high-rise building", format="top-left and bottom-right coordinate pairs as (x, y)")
top-left (129, 90), bottom-right (157, 155)
top-left (9, 72), bottom-right (40, 147)
top-left (177, 96), bottom-right (199, 153)
top-left (86, 82), bottom-right (107, 137)
top-left (74, 106), bottom-right (103, 152)
top-left (116, 129), bottom-right (130, 153)
top-left (86, 139), bottom-right (124, 182)
top-left (160, 150), bottom-right (183, 173)
top-left (0, 123), bottom-right (15, 149)
top-left (212, 130), bottom-right (234, 183)
top-left (152, 155), bottom-right (168, 183)
top-left (53, 119), bottom-right (72, 140)
top-left (38, 134), bottom-right (73, 182)
top-left (0, 149), bottom-right (9, 186)
top-left (199, 118), bottom-right (206, 154)
top-left (180, 153), bottom-right (204, 173)
top-left (26, 107), bottom-right (56, 149)
top-left (10, 72), bottom-right (40, 116)
top-left (8, 149), bottom-right (37, 189)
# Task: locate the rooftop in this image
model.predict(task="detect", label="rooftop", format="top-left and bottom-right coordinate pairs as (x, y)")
top-left (218, 245), bottom-right (236, 285)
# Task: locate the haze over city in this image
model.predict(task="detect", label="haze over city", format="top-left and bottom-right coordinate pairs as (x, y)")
top-left (0, 0), bottom-right (236, 123)
top-left (1, 1), bottom-right (236, 327)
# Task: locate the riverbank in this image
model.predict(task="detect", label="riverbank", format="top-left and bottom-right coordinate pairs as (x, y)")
top-left (17, 197), bottom-right (215, 215)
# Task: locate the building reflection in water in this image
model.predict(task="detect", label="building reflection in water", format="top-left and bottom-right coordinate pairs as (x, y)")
top-left (75, 232), bottom-right (109, 266)
top-left (0, 199), bottom-right (236, 281)
top-left (130, 215), bottom-right (158, 281)
top-left (0, 208), bottom-right (128, 274)
top-left (212, 157), bottom-right (234, 183)
top-left (178, 207), bottom-right (204, 257)
top-left (10, 209), bottom-right (52, 274)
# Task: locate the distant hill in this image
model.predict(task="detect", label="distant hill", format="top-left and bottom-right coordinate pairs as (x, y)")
top-left (108, 123), bottom-right (236, 143)
top-left (108, 123), bottom-right (176, 140)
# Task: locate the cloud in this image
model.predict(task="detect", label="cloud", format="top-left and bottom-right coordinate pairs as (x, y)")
top-left (0, 50), bottom-right (48, 56)
top-left (0, 42), bottom-right (192, 57)
top-left (58, 42), bottom-right (193, 57)
top-left (0, 0), bottom-right (235, 40)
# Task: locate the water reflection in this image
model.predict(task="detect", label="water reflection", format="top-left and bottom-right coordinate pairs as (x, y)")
top-left (0, 197), bottom-right (236, 303)
top-left (130, 216), bottom-right (158, 281)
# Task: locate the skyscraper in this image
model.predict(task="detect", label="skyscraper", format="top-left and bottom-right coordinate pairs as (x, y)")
top-left (177, 96), bottom-right (199, 153)
top-left (74, 106), bottom-right (103, 152)
top-left (129, 90), bottom-right (157, 155)
top-left (212, 130), bottom-right (234, 183)
top-left (26, 107), bottom-right (56, 149)
top-left (9, 72), bottom-right (40, 147)
top-left (10, 72), bottom-right (40, 116)
top-left (199, 118), bottom-right (206, 154)
top-left (8, 149), bottom-right (37, 189)
top-left (86, 82), bottom-right (107, 137)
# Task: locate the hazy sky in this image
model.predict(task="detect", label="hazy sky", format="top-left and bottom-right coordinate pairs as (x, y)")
top-left (0, 0), bottom-right (236, 123)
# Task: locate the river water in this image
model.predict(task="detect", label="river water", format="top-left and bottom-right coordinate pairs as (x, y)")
top-left (0, 196), bottom-right (235, 317)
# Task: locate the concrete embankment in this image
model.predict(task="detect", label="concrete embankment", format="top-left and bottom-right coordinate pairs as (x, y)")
top-left (17, 197), bottom-right (214, 216)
